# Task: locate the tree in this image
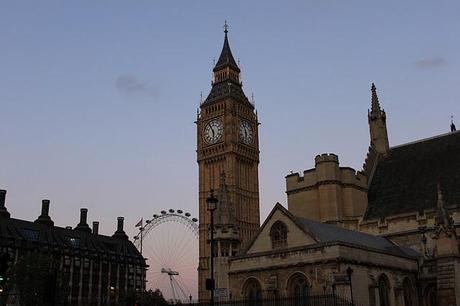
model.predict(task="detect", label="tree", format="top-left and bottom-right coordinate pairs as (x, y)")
top-left (126, 288), bottom-right (170, 306)
top-left (2, 251), bottom-right (69, 306)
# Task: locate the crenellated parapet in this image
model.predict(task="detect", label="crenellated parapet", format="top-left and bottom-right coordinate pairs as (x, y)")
top-left (286, 153), bottom-right (368, 223)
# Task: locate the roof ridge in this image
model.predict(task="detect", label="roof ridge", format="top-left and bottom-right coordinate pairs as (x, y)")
top-left (390, 130), bottom-right (460, 150)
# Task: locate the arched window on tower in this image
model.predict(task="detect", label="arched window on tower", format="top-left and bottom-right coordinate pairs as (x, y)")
top-left (378, 274), bottom-right (391, 306)
top-left (270, 221), bottom-right (288, 249)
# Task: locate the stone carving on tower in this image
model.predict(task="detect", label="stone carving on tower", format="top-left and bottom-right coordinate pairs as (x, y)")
top-left (196, 23), bottom-right (260, 301)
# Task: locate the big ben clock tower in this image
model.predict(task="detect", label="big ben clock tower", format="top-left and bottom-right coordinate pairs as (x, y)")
top-left (196, 24), bottom-right (260, 300)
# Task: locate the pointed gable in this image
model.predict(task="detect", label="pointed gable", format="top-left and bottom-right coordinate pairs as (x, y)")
top-left (246, 203), bottom-right (317, 254)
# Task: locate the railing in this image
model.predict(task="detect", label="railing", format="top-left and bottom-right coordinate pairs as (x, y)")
top-left (191, 294), bottom-right (360, 306)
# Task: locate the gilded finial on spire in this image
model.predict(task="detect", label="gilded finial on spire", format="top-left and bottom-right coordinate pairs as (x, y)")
top-left (224, 20), bottom-right (229, 34)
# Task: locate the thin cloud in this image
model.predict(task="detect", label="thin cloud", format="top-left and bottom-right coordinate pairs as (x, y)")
top-left (415, 57), bottom-right (447, 69)
top-left (115, 74), bottom-right (155, 96)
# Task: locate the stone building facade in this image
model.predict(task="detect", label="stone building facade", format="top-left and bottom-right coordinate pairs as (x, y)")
top-left (228, 204), bottom-right (420, 306)
top-left (282, 84), bottom-right (460, 305)
top-left (0, 190), bottom-right (146, 305)
top-left (199, 26), bottom-right (459, 306)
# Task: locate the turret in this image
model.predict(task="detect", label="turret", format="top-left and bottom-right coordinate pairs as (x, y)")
top-left (368, 83), bottom-right (389, 155)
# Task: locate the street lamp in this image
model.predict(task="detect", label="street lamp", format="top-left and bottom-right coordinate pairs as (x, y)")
top-left (346, 266), bottom-right (354, 305)
top-left (206, 189), bottom-right (218, 306)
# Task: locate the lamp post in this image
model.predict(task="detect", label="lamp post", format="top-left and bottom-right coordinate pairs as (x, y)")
top-left (207, 189), bottom-right (218, 306)
top-left (346, 266), bottom-right (354, 306)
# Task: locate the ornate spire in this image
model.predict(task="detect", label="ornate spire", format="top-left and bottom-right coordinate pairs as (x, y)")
top-left (213, 21), bottom-right (240, 73)
top-left (202, 22), bottom-right (251, 106)
top-left (366, 82), bottom-right (390, 168)
top-left (370, 83), bottom-right (383, 116)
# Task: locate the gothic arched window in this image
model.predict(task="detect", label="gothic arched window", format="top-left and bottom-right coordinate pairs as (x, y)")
top-left (402, 278), bottom-right (414, 306)
top-left (287, 273), bottom-right (310, 298)
top-left (243, 278), bottom-right (262, 301)
top-left (378, 274), bottom-right (390, 306)
top-left (270, 221), bottom-right (288, 249)
top-left (424, 284), bottom-right (437, 306)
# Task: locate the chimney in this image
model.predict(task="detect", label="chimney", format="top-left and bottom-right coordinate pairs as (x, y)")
top-left (74, 208), bottom-right (91, 233)
top-left (35, 199), bottom-right (54, 226)
top-left (93, 221), bottom-right (99, 235)
top-left (112, 217), bottom-right (128, 239)
top-left (0, 190), bottom-right (10, 218)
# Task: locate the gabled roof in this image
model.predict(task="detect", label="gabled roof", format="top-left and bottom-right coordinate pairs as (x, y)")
top-left (365, 130), bottom-right (460, 220)
top-left (295, 217), bottom-right (418, 257)
top-left (0, 217), bottom-right (145, 264)
top-left (243, 203), bottom-right (419, 258)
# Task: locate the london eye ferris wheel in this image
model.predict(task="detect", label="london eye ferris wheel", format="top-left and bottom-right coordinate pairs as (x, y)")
top-left (133, 209), bottom-right (199, 303)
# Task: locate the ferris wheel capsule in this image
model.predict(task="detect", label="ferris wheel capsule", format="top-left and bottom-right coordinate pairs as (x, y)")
top-left (169, 209), bottom-right (175, 213)
top-left (185, 212), bottom-right (191, 217)
top-left (192, 218), bottom-right (198, 222)
top-left (177, 210), bottom-right (183, 214)
top-left (161, 210), bottom-right (166, 214)
top-left (153, 214), bottom-right (159, 218)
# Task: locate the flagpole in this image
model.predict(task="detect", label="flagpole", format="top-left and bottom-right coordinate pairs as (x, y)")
top-left (140, 219), bottom-right (143, 255)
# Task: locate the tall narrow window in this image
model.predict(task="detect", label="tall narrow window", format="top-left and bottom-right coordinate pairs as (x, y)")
top-left (424, 284), bottom-right (437, 306)
top-left (288, 273), bottom-right (310, 297)
top-left (378, 274), bottom-right (390, 306)
top-left (402, 278), bottom-right (413, 306)
top-left (270, 221), bottom-right (288, 249)
top-left (243, 278), bottom-right (262, 301)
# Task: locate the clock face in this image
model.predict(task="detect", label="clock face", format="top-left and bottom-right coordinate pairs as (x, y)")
top-left (204, 120), bottom-right (223, 144)
top-left (239, 120), bottom-right (254, 144)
